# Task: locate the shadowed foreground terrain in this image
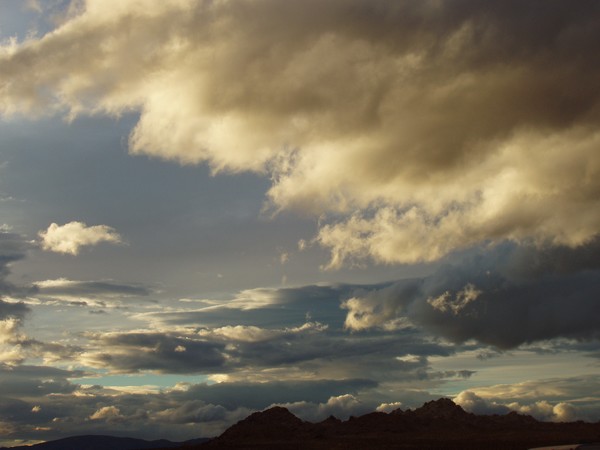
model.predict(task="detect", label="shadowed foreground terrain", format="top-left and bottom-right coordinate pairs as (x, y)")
top-left (187, 399), bottom-right (600, 450)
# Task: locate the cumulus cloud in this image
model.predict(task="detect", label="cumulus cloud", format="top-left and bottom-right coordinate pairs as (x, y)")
top-left (89, 405), bottom-right (122, 421)
top-left (455, 376), bottom-right (600, 422)
top-left (376, 401), bottom-right (403, 413)
top-left (454, 391), bottom-right (509, 416)
top-left (1, 0), bottom-right (599, 265)
top-left (341, 241), bottom-right (600, 348)
top-left (38, 222), bottom-right (122, 255)
top-left (276, 394), bottom-right (370, 421)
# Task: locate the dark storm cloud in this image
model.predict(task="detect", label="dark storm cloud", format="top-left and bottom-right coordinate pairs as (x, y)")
top-left (343, 240), bottom-right (600, 348)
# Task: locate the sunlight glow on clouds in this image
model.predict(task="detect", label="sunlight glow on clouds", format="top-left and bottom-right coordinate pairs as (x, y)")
top-left (38, 222), bottom-right (122, 255)
top-left (455, 375), bottom-right (600, 423)
top-left (0, 1), bottom-right (599, 445)
top-left (1, 0), bottom-right (599, 266)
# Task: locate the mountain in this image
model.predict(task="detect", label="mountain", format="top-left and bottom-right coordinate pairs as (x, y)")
top-left (195, 398), bottom-right (600, 450)
top-left (2, 435), bottom-right (209, 450)
top-left (6, 400), bottom-right (600, 450)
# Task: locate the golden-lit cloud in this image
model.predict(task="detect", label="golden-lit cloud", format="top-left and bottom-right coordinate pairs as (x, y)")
top-left (455, 375), bottom-right (600, 422)
top-left (38, 221), bottom-right (122, 255)
top-left (1, 0), bottom-right (599, 266)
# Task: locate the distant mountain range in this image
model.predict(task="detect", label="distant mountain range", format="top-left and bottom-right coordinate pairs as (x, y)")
top-left (197, 398), bottom-right (600, 450)
top-left (5, 399), bottom-right (600, 450)
top-left (1, 435), bottom-right (209, 450)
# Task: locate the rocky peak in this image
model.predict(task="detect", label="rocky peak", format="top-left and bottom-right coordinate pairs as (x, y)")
top-left (244, 406), bottom-right (303, 424)
top-left (218, 406), bottom-right (307, 441)
top-left (413, 398), bottom-right (469, 419)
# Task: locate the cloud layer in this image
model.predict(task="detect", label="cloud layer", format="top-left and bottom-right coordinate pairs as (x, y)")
top-left (1, 0), bottom-right (599, 265)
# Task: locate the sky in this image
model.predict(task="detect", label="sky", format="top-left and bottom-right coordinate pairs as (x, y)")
top-left (0, 0), bottom-right (599, 446)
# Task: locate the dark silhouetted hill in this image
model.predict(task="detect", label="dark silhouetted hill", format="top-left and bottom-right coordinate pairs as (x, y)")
top-left (7, 400), bottom-right (600, 450)
top-left (195, 398), bottom-right (600, 450)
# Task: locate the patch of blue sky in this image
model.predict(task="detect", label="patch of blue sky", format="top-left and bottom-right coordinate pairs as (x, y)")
top-left (70, 371), bottom-right (213, 389)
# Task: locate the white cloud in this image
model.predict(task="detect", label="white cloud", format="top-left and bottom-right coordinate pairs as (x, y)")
top-left (376, 401), bottom-right (402, 413)
top-left (89, 405), bottom-right (122, 420)
top-left (427, 283), bottom-right (482, 316)
top-left (1, 1), bottom-right (599, 267)
top-left (38, 221), bottom-right (122, 255)
top-left (276, 394), bottom-right (369, 421)
top-left (197, 322), bottom-right (328, 343)
top-left (0, 318), bottom-right (22, 344)
top-left (455, 375), bottom-right (600, 422)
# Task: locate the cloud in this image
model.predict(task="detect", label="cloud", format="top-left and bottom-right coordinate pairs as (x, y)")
top-left (75, 307), bottom-right (453, 380)
top-left (197, 322), bottom-right (327, 343)
top-left (0, 364), bottom-right (82, 397)
top-left (38, 222), bottom-right (122, 255)
top-left (0, 232), bottom-right (83, 365)
top-left (275, 394), bottom-right (371, 421)
top-left (455, 375), bottom-right (600, 422)
top-left (89, 405), bottom-right (122, 421)
top-left (0, 374), bottom-right (378, 445)
top-left (341, 241), bottom-right (600, 348)
top-left (454, 391), bottom-right (510, 416)
top-left (33, 278), bottom-right (151, 308)
top-left (1, 1), bottom-right (599, 265)
top-left (0, 230), bottom-right (33, 298)
top-left (376, 401), bottom-right (402, 413)
top-left (81, 331), bottom-right (227, 374)
top-left (0, 231), bottom-right (34, 365)
top-left (182, 379), bottom-right (378, 411)
top-left (152, 401), bottom-right (228, 424)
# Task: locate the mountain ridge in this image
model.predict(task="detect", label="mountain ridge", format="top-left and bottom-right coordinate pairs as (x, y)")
top-left (5, 399), bottom-right (600, 450)
top-left (197, 398), bottom-right (600, 450)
